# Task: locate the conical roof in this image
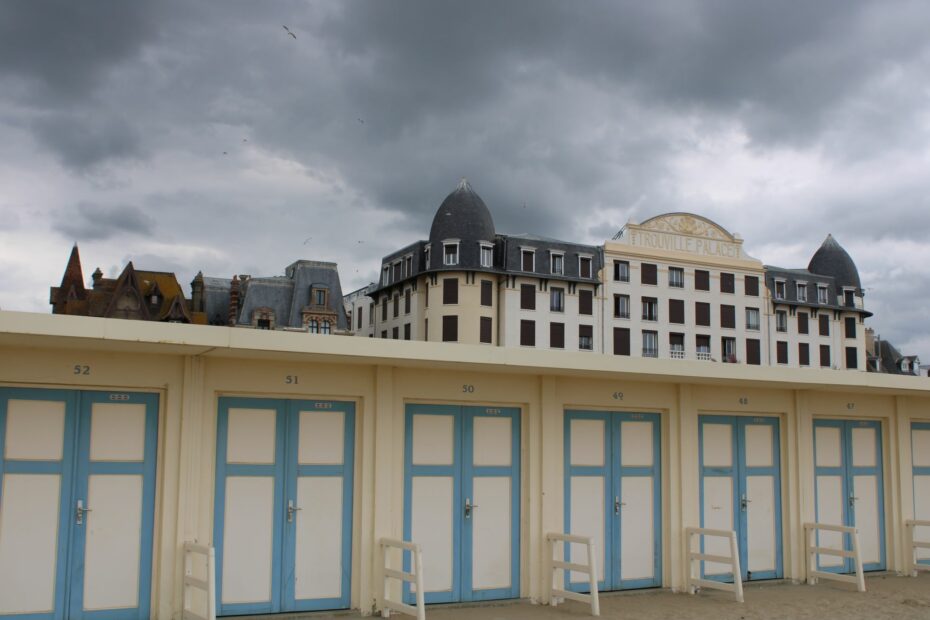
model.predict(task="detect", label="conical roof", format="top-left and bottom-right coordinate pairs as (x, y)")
top-left (428, 179), bottom-right (496, 243)
top-left (808, 234), bottom-right (861, 290)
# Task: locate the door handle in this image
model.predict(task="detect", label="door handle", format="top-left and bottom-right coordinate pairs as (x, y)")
top-left (76, 499), bottom-right (92, 525)
top-left (740, 494), bottom-right (751, 512)
top-left (464, 497), bottom-right (479, 519)
top-left (848, 495), bottom-right (859, 507)
top-left (614, 496), bottom-right (626, 515)
top-left (287, 500), bottom-right (302, 523)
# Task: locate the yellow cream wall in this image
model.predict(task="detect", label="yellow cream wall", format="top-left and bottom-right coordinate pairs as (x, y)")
top-left (2, 340), bottom-right (930, 618)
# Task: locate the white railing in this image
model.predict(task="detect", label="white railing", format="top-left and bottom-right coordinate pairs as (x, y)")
top-left (380, 538), bottom-right (426, 620)
top-left (182, 542), bottom-right (216, 620)
top-left (684, 527), bottom-right (744, 603)
top-left (803, 523), bottom-right (865, 592)
top-left (696, 351), bottom-right (712, 361)
top-left (546, 533), bottom-right (600, 616)
top-left (905, 519), bottom-right (930, 576)
top-left (670, 349), bottom-right (686, 360)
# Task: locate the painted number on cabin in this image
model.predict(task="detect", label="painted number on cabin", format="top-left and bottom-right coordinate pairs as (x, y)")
top-left (739, 397), bottom-right (749, 405)
top-left (462, 384), bottom-right (475, 393)
top-left (612, 391), bottom-right (624, 400)
top-left (285, 375), bottom-right (299, 384)
top-left (73, 364), bottom-right (91, 375)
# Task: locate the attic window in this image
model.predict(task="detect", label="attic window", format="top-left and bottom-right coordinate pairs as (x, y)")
top-left (321, 320), bottom-right (331, 335)
top-left (150, 294), bottom-right (159, 305)
top-left (479, 243), bottom-right (493, 268)
top-left (817, 285), bottom-right (829, 304)
top-left (550, 252), bottom-right (564, 275)
top-left (774, 280), bottom-right (785, 300)
top-left (311, 288), bottom-right (327, 306)
top-left (443, 242), bottom-right (459, 266)
top-left (424, 247), bottom-right (431, 269)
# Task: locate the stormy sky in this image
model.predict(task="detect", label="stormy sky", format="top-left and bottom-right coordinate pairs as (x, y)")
top-left (1, 1), bottom-right (928, 362)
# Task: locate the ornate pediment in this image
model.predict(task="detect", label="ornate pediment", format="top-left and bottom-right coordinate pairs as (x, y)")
top-left (638, 213), bottom-right (734, 241)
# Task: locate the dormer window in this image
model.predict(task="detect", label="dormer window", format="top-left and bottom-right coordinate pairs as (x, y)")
top-left (321, 320), bottom-right (331, 335)
top-left (443, 242), bottom-right (459, 266)
top-left (797, 283), bottom-right (807, 302)
top-left (150, 294), bottom-right (159, 305)
top-left (382, 266), bottom-right (389, 286)
top-left (480, 243), bottom-right (493, 268)
top-left (404, 255), bottom-right (413, 277)
top-left (311, 287), bottom-right (328, 306)
top-left (579, 256), bottom-right (592, 279)
top-left (308, 319), bottom-right (319, 333)
top-left (521, 249), bottom-right (535, 272)
top-left (902, 360), bottom-right (910, 373)
top-left (817, 285), bottom-right (829, 304)
top-left (774, 280), bottom-right (786, 300)
top-left (424, 247), bottom-right (431, 269)
top-left (843, 289), bottom-right (855, 307)
top-left (550, 252), bottom-right (564, 275)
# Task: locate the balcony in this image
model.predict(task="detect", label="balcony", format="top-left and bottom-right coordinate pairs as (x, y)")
top-left (642, 348), bottom-right (659, 358)
top-left (670, 348), bottom-right (686, 360)
top-left (696, 350), bottom-right (712, 361)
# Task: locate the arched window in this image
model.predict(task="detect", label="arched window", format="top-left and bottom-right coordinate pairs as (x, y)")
top-left (308, 319), bottom-right (319, 333)
top-left (321, 320), bottom-right (331, 334)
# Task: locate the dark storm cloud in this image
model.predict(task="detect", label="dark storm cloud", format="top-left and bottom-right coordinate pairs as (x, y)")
top-left (31, 112), bottom-right (142, 170)
top-left (53, 202), bottom-right (155, 242)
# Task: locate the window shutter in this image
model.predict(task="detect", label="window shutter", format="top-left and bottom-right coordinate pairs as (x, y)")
top-left (613, 327), bottom-right (630, 356)
top-left (520, 319), bottom-right (535, 346)
top-left (720, 272), bottom-right (735, 294)
top-left (442, 315), bottom-right (458, 342)
top-left (549, 322), bottom-right (564, 348)
top-left (721, 304), bottom-right (735, 329)
top-left (480, 317), bottom-right (492, 343)
top-left (579, 290), bottom-right (593, 315)
top-left (669, 299), bottom-right (685, 324)
top-left (641, 263), bottom-right (657, 285)
top-left (443, 278), bottom-right (458, 304)
top-left (696, 302), bottom-right (711, 326)
top-left (520, 284), bottom-right (536, 310)
top-left (744, 275), bottom-right (759, 296)
top-left (695, 270), bottom-right (710, 291)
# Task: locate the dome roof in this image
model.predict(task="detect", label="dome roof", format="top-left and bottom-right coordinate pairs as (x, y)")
top-left (428, 179), bottom-right (496, 243)
top-left (808, 234), bottom-right (862, 290)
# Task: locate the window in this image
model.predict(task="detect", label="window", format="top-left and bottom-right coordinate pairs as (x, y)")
top-left (720, 272), bottom-right (735, 294)
top-left (695, 302), bottom-right (711, 327)
top-left (392, 326), bottom-right (399, 339)
top-left (381, 296), bottom-right (388, 321)
top-left (845, 316), bottom-right (856, 339)
top-left (777, 341), bottom-right (788, 364)
top-left (522, 249), bottom-right (535, 272)
top-left (579, 325), bottom-right (593, 350)
top-left (696, 334), bottom-right (711, 360)
top-left (381, 266), bottom-right (389, 286)
top-left (844, 290), bottom-right (855, 307)
top-left (669, 299), bottom-right (685, 324)
top-left (307, 319), bottom-right (319, 333)
top-left (392, 262), bottom-right (401, 282)
top-left (357, 308), bottom-right (363, 330)
top-left (425, 247), bottom-right (431, 270)
top-left (550, 322), bottom-right (564, 348)
top-left (381, 330), bottom-right (387, 339)
top-left (746, 307), bottom-right (760, 330)
top-left (313, 288), bottom-right (327, 305)
top-left (614, 294), bottom-right (630, 319)
top-left (695, 270), bottom-right (710, 291)
top-left (722, 337), bottom-right (737, 362)
top-left (669, 267), bottom-right (684, 288)
top-left (480, 244), bottom-right (493, 268)
top-left (443, 242), bottom-right (459, 266)
top-left (774, 280), bottom-right (786, 300)
top-left (614, 327), bottom-right (631, 356)
top-left (550, 287), bottom-right (565, 312)
top-left (424, 319), bottom-right (428, 340)
top-left (642, 297), bottom-right (658, 321)
top-left (393, 293), bottom-right (399, 318)
top-left (746, 339), bottom-right (761, 365)
top-left (641, 263), bottom-right (657, 285)
top-left (520, 284), bottom-right (536, 310)
top-left (480, 317), bottom-right (492, 344)
top-left (405, 288), bottom-right (411, 314)
top-left (642, 331), bottom-right (658, 357)
top-left (520, 320), bottom-right (535, 346)
top-left (551, 252), bottom-right (564, 275)
top-left (670, 333), bottom-right (685, 358)
top-left (798, 312), bottom-right (809, 334)
top-left (744, 275), bottom-right (759, 297)
top-left (424, 282), bottom-right (429, 308)
top-left (797, 283), bottom-right (807, 302)
top-left (369, 302), bottom-right (374, 325)
top-left (776, 310), bottom-right (787, 332)
top-left (799, 343), bottom-right (810, 366)
top-left (820, 344), bottom-right (831, 367)
top-left (817, 285), bottom-right (829, 304)
top-left (720, 304), bottom-right (735, 329)
top-left (404, 323), bottom-right (411, 340)
top-left (442, 315), bottom-right (458, 342)
top-left (443, 278), bottom-right (458, 304)
top-left (579, 289), bottom-right (593, 315)
top-left (320, 320), bottom-right (331, 334)
top-left (614, 260), bottom-right (630, 282)
top-left (404, 255), bottom-right (412, 278)
top-left (819, 314), bottom-right (830, 336)
top-left (256, 317), bottom-right (271, 330)
top-left (846, 346), bottom-right (858, 369)
top-left (579, 256), bottom-right (592, 279)
top-left (480, 280), bottom-right (493, 307)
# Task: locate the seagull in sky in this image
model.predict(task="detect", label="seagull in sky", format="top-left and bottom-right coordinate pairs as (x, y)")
top-left (283, 25), bottom-right (297, 39)
top-left (357, 118), bottom-right (365, 124)
top-left (303, 237), bottom-right (312, 244)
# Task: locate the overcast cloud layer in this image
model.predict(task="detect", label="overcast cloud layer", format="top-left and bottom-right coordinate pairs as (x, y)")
top-left (1, 1), bottom-right (928, 362)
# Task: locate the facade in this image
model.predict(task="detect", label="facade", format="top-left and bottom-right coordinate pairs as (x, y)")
top-left (0, 311), bottom-right (929, 619)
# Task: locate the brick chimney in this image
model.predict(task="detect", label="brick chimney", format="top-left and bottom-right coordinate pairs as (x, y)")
top-left (228, 275), bottom-right (240, 326)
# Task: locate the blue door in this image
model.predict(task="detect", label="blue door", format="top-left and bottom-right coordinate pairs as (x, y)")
top-left (813, 419), bottom-right (885, 572)
top-left (0, 388), bottom-right (158, 620)
top-left (564, 411), bottom-right (662, 592)
top-left (913, 422), bottom-right (930, 567)
top-left (214, 397), bottom-right (355, 615)
top-left (403, 404), bottom-right (520, 603)
top-left (699, 415), bottom-right (782, 582)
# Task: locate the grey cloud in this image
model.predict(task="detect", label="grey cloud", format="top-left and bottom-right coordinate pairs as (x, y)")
top-left (54, 202), bottom-right (155, 241)
top-left (31, 112), bottom-right (142, 170)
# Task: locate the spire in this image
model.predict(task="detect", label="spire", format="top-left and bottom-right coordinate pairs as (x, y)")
top-left (51, 244), bottom-right (88, 312)
top-left (457, 177), bottom-right (471, 192)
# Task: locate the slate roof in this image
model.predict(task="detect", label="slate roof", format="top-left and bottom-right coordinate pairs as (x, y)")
top-left (428, 178), bottom-right (496, 244)
top-left (808, 234), bottom-right (862, 291)
top-left (233, 261), bottom-right (347, 329)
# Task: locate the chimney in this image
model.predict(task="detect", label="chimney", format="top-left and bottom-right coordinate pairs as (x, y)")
top-left (228, 275), bottom-right (240, 326)
top-left (191, 271), bottom-right (204, 312)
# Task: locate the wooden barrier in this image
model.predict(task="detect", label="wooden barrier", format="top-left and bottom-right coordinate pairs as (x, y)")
top-left (684, 527), bottom-right (744, 603)
top-left (803, 522), bottom-right (865, 592)
top-left (380, 538), bottom-right (426, 620)
top-left (546, 533), bottom-right (600, 616)
top-left (182, 541), bottom-right (216, 620)
top-left (906, 519), bottom-right (930, 576)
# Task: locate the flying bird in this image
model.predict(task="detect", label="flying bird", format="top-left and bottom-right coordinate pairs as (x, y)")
top-left (357, 118), bottom-right (365, 124)
top-left (303, 237), bottom-right (312, 244)
top-left (283, 25), bottom-right (296, 39)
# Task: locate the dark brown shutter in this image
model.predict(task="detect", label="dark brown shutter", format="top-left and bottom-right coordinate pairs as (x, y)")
top-left (819, 314), bottom-right (830, 336)
top-left (641, 263), bottom-right (657, 285)
top-left (520, 319), bottom-right (535, 346)
top-left (799, 343), bottom-right (810, 366)
top-left (404, 288), bottom-right (411, 313)
top-left (392, 326), bottom-right (399, 339)
top-left (614, 327), bottom-right (630, 356)
top-left (393, 294), bottom-right (399, 317)
top-left (522, 251), bottom-right (534, 271)
top-left (669, 299), bottom-right (685, 324)
top-left (442, 315), bottom-right (458, 342)
top-left (845, 346), bottom-right (858, 369)
top-left (696, 302), bottom-right (711, 326)
top-left (480, 317), bottom-right (492, 343)
top-left (845, 316), bottom-right (856, 339)
top-left (443, 278), bottom-right (458, 304)
top-left (381, 296), bottom-right (388, 321)
top-left (520, 284), bottom-right (536, 310)
top-left (777, 341), bottom-right (788, 364)
top-left (580, 258), bottom-right (592, 278)
top-left (550, 322), bottom-right (564, 348)
top-left (720, 272), bottom-right (735, 294)
top-left (404, 323), bottom-right (411, 340)
top-left (721, 304), bottom-right (735, 329)
top-left (798, 312), bottom-right (809, 334)
top-left (820, 344), bottom-right (831, 367)
top-left (578, 290), bottom-right (593, 315)
top-left (481, 280), bottom-right (493, 307)
top-left (579, 325), bottom-right (593, 349)
top-left (746, 338), bottom-right (761, 365)
top-left (744, 275), bottom-right (759, 296)
top-left (695, 270), bottom-right (710, 291)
